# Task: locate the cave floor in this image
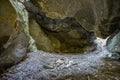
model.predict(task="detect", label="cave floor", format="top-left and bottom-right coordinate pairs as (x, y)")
top-left (1, 50), bottom-right (120, 80)
top-left (1, 38), bottom-right (120, 80)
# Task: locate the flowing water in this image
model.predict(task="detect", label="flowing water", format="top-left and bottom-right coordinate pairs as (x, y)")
top-left (1, 37), bottom-right (120, 80)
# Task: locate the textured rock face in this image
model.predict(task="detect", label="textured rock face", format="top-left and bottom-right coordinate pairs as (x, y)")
top-left (0, 0), bottom-right (16, 37)
top-left (0, 0), bottom-right (16, 54)
top-left (106, 32), bottom-right (120, 54)
top-left (31, 0), bottom-right (120, 38)
top-left (0, 31), bottom-right (29, 71)
top-left (29, 19), bottom-right (54, 52)
top-left (30, 0), bottom-right (120, 54)
top-left (0, 0), bottom-right (30, 72)
top-left (1, 0), bottom-right (120, 53)
top-left (31, 0), bottom-right (95, 31)
top-left (24, 1), bottom-right (96, 53)
top-left (94, 0), bottom-right (120, 38)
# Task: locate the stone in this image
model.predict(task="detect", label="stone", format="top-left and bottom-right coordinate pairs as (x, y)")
top-left (29, 19), bottom-right (55, 52)
top-left (0, 31), bottom-right (29, 71)
top-left (90, 0), bottom-right (120, 38)
top-left (31, 0), bottom-right (120, 38)
top-left (23, 1), bottom-right (96, 53)
top-left (0, 0), bottom-right (32, 72)
top-left (106, 31), bottom-right (120, 54)
top-left (1, 0), bottom-right (120, 54)
top-left (0, 0), bottom-right (16, 54)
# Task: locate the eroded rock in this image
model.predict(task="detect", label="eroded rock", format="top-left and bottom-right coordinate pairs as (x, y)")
top-left (31, 0), bottom-right (120, 38)
top-left (0, 30), bottom-right (29, 72)
top-left (0, 0), bottom-right (16, 54)
top-left (0, 0), bottom-right (31, 73)
top-left (23, 1), bottom-right (96, 53)
top-left (107, 31), bottom-right (120, 55)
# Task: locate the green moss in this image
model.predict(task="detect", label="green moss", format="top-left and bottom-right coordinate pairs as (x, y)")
top-left (9, 0), bottom-right (37, 52)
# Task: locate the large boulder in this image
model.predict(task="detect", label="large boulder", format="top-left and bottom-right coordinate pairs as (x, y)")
top-left (31, 0), bottom-right (95, 31)
top-left (107, 31), bottom-right (120, 54)
top-left (31, 0), bottom-right (120, 38)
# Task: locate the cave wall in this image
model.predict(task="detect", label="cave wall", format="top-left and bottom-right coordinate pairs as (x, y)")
top-left (26, 0), bottom-right (96, 53)
top-left (0, 0), bottom-right (120, 54)
top-left (0, 0), bottom-right (16, 54)
top-left (0, 0), bottom-right (16, 37)
top-left (31, 0), bottom-right (120, 38)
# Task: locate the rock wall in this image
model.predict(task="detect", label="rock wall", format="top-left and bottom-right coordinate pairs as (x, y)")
top-left (0, 0), bottom-right (120, 54)
top-left (24, 1), bottom-right (96, 53)
top-left (31, 0), bottom-right (120, 38)
top-left (107, 32), bottom-right (120, 54)
top-left (0, 0), bottom-right (30, 72)
top-left (31, 0), bottom-right (120, 54)
top-left (0, 0), bottom-right (16, 54)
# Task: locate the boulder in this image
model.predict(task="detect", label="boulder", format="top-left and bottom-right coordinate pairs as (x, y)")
top-left (107, 31), bottom-right (120, 54)
top-left (0, 31), bottom-right (29, 72)
top-left (24, 1), bottom-right (96, 53)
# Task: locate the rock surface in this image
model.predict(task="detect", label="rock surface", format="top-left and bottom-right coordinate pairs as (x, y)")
top-left (0, 1), bottom-right (120, 79)
top-left (24, 1), bottom-right (96, 53)
top-left (0, 30), bottom-right (29, 73)
top-left (0, 0), bottom-right (16, 54)
top-left (0, 0), bottom-right (30, 73)
top-left (1, 0), bottom-right (120, 53)
top-left (31, 0), bottom-right (120, 38)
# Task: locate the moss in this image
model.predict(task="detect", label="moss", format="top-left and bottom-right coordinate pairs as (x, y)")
top-left (9, 0), bottom-right (37, 52)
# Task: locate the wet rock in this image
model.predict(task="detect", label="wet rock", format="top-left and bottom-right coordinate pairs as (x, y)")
top-left (0, 31), bottom-right (29, 72)
top-left (106, 31), bottom-right (120, 55)
top-left (0, 0), bottom-right (16, 54)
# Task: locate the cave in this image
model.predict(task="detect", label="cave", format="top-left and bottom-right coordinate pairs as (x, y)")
top-left (0, 0), bottom-right (120, 80)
